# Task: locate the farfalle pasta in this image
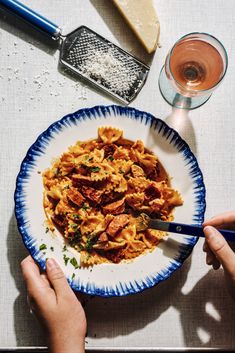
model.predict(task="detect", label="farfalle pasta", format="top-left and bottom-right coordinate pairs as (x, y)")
top-left (43, 127), bottom-right (183, 265)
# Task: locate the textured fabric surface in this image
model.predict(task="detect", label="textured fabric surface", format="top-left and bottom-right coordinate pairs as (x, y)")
top-left (0, 0), bottom-right (235, 350)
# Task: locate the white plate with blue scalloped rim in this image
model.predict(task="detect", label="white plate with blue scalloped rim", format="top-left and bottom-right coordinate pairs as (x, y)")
top-left (15, 105), bottom-right (206, 297)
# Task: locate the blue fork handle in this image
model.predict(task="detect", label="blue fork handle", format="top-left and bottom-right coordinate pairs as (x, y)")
top-left (0, 0), bottom-right (61, 39)
top-left (168, 222), bottom-right (235, 242)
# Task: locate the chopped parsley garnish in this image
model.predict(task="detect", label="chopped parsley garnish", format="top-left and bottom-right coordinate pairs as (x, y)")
top-left (84, 234), bottom-right (98, 252)
top-left (62, 245), bottom-right (67, 252)
top-left (71, 273), bottom-right (75, 280)
top-left (70, 257), bottom-right (79, 269)
top-left (50, 246), bottom-right (54, 251)
top-left (39, 243), bottom-right (47, 251)
top-left (45, 227), bottom-right (49, 233)
top-left (85, 238), bottom-right (93, 251)
top-left (71, 223), bottom-right (78, 230)
top-left (90, 166), bottom-right (100, 173)
top-left (82, 204), bottom-right (90, 211)
top-left (72, 214), bottom-right (81, 220)
top-left (119, 169), bottom-right (124, 174)
top-left (69, 230), bottom-right (82, 247)
top-left (86, 254), bottom-right (91, 261)
top-left (107, 156), bottom-right (114, 161)
top-left (63, 254), bottom-right (70, 266)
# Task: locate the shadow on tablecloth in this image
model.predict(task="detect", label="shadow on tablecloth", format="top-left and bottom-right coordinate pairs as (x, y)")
top-left (164, 108), bottom-right (197, 157)
top-left (0, 8), bottom-right (58, 56)
top-left (85, 265), bottom-right (235, 348)
top-left (178, 269), bottom-right (235, 347)
top-left (7, 214), bottom-right (46, 347)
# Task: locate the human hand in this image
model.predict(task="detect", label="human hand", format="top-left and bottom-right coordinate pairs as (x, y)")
top-left (203, 211), bottom-right (235, 301)
top-left (21, 256), bottom-right (87, 353)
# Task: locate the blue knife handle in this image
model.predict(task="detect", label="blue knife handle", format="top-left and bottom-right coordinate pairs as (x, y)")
top-left (0, 0), bottom-right (61, 39)
top-left (168, 222), bottom-right (235, 242)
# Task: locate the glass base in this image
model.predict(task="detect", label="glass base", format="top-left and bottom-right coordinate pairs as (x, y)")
top-left (158, 66), bottom-right (211, 110)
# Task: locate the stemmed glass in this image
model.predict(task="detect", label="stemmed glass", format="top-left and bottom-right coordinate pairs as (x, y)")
top-left (158, 32), bottom-right (228, 109)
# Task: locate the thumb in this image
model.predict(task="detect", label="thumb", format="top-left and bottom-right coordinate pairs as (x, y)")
top-left (46, 258), bottom-right (72, 297)
top-left (204, 226), bottom-right (235, 275)
top-left (21, 255), bottom-right (49, 292)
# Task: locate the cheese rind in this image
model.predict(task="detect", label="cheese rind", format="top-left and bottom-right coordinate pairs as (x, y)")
top-left (113, 0), bottom-right (160, 53)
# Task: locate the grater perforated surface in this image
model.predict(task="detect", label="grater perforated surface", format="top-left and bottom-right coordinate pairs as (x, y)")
top-left (60, 26), bottom-right (149, 103)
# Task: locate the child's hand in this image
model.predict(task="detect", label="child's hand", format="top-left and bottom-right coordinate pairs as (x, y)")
top-left (21, 256), bottom-right (87, 353)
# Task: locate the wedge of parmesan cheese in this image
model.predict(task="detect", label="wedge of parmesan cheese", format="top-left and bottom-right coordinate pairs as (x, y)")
top-left (112, 0), bottom-right (160, 53)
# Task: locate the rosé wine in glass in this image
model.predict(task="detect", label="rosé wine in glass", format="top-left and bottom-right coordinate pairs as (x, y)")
top-left (159, 33), bottom-right (228, 109)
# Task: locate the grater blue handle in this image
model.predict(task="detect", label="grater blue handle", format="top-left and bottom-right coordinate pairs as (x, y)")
top-left (0, 0), bottom-right (61, 39)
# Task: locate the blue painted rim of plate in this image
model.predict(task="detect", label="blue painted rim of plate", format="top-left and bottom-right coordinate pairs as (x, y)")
top-left (14, 105), bottom-right (206, 297)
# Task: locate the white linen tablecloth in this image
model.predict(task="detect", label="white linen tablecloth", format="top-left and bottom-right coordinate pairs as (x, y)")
top-left (1, 0), bottom-right (235, 350)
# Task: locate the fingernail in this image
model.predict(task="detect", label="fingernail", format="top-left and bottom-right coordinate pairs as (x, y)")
top-left (47, 258), bottom-right (57, 270)
top-left (204, 226), bottom-right (217, 239)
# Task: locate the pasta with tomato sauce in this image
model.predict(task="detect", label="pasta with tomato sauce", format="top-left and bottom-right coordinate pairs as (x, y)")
top-left (43, 127), bottom-right (183, 265)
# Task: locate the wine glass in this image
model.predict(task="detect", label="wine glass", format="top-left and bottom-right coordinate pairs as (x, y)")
top-left (158, 32), bottom-right (228, 109)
